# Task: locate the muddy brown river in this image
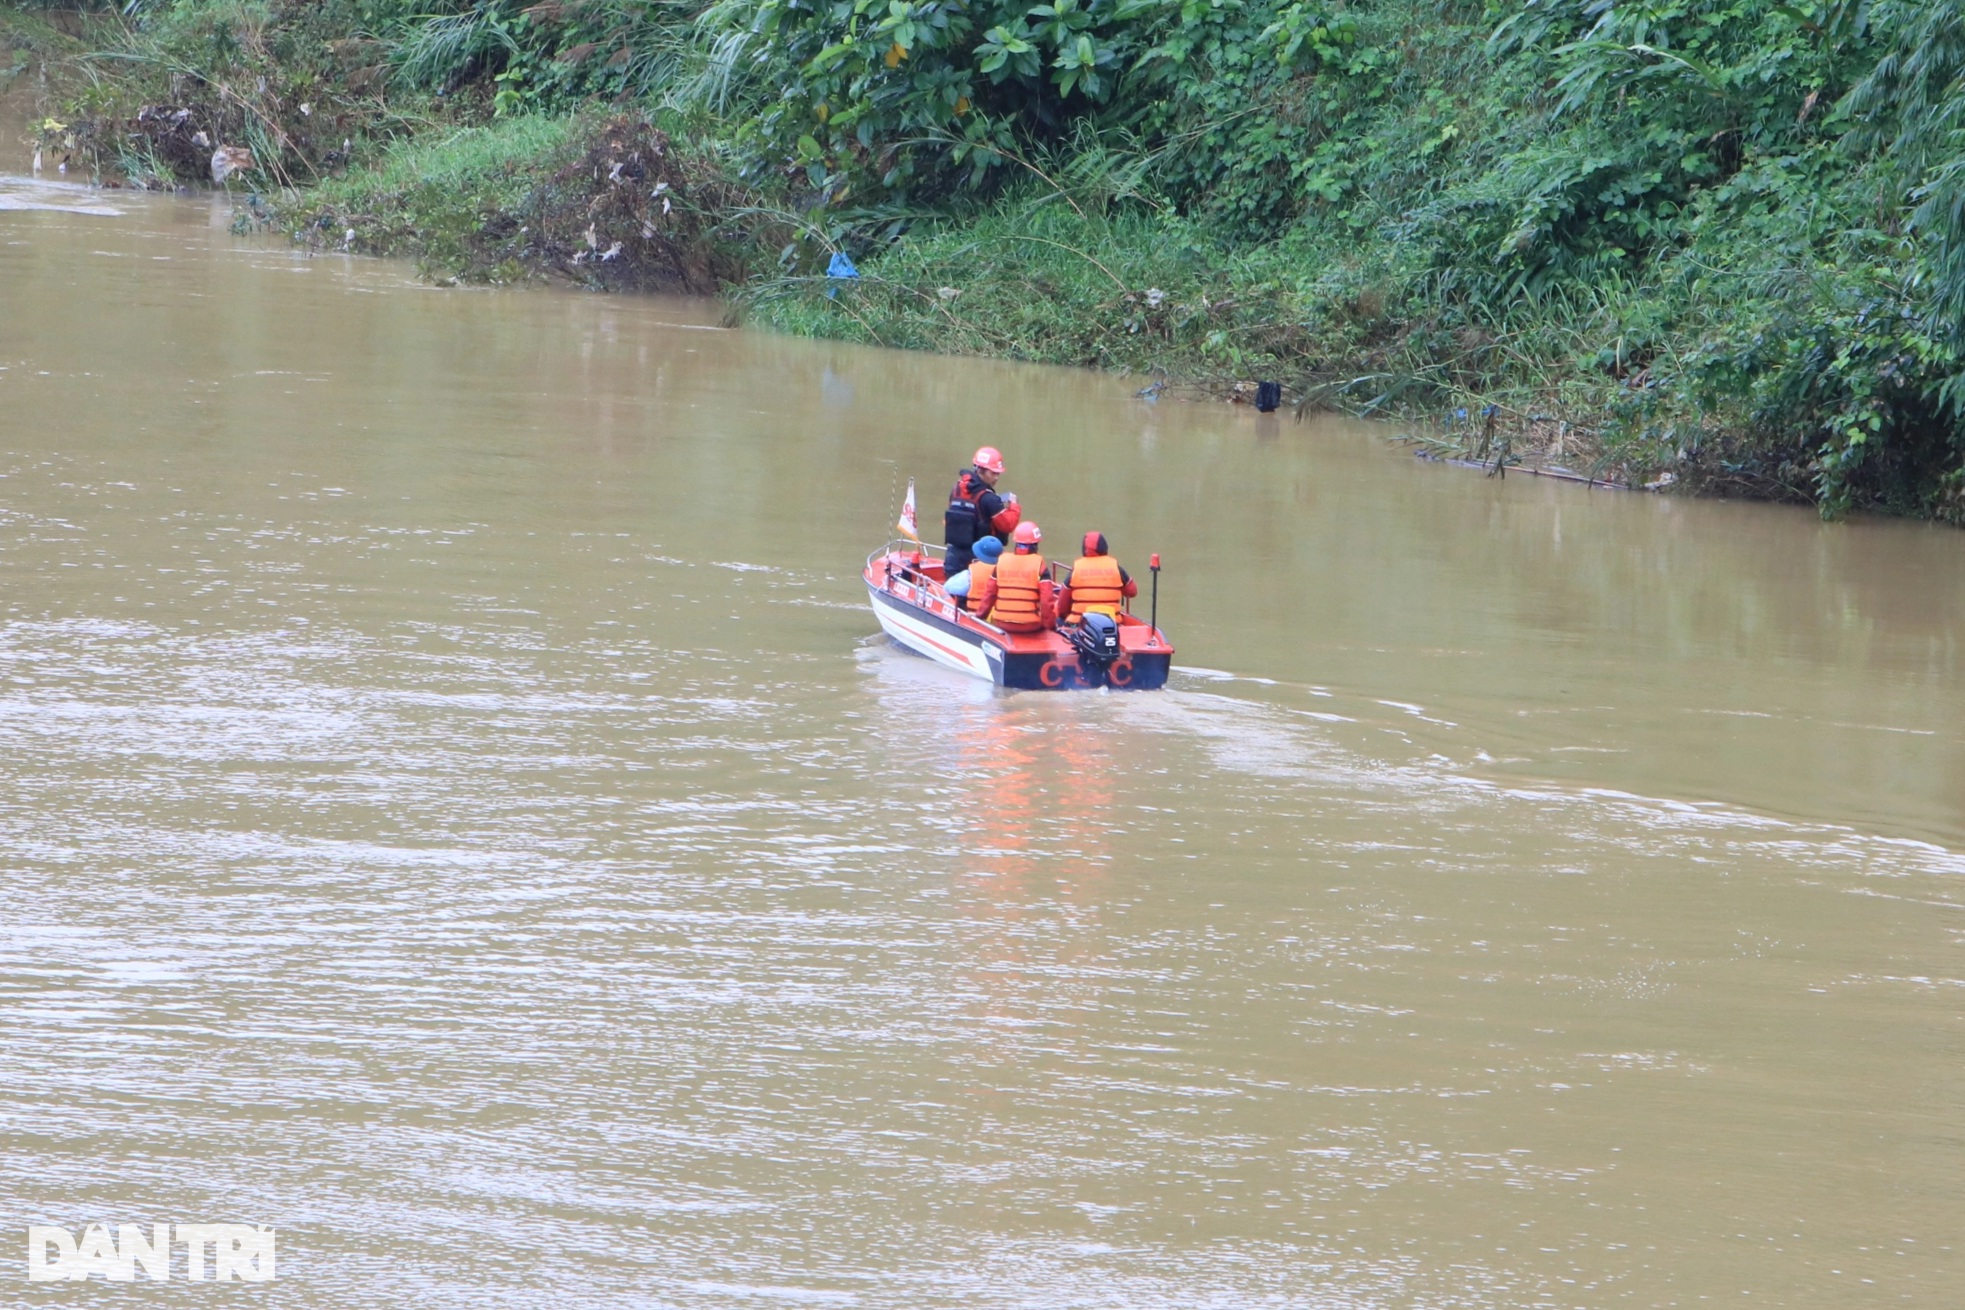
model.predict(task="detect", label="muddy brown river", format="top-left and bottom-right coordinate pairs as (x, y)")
top-left (3, 108), bottom-right (1963, 1307)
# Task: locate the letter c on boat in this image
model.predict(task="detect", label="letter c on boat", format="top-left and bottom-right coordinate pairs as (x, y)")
top-left (1107, 656), bottom-right (1135, 688)
top-left (1039, 660), bottom-right (1069, 688)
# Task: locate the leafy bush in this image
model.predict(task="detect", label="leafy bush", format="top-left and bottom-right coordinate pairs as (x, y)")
top-left (685, 0), bottom-right (1362, 215)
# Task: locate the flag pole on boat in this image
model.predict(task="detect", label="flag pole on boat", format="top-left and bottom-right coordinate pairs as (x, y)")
top-left (1149, 553), bottom-right (1161, 644)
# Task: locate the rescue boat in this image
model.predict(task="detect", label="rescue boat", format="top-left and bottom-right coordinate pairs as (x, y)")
top-left (864, 541), bottom-right (1174, 690)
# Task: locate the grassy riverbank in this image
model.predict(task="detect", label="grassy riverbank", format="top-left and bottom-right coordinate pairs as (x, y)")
top-left (23, 0), bottom-right (1965, 519)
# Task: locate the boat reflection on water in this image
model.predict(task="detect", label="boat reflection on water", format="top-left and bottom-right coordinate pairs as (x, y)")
top-left (859, 638), bottom-right (1124, 1063)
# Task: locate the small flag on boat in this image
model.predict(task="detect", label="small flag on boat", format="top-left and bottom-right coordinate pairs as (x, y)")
top-left (897, 478), bottom-right (920, 541)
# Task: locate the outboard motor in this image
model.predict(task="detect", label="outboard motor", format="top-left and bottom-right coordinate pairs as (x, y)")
top-left (1065, 612), bottom-right (1122, 685)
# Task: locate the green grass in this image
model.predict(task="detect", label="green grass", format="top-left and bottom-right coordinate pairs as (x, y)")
top-left (301, 114), bottom-right (581, 273)
top-left (746, 203), bottom-right (1249, 371)
top-left (0, 8), bottom-right (85, 59)
top-left (313, 113), bottom-right (578, 211)
top-left (739, 192), bottom-right (1702, 483)
top-left (296, 109), bottom-right (765, 293)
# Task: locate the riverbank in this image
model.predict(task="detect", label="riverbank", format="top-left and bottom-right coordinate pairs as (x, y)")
top-left (21, 0), bottom-right (1965, 521)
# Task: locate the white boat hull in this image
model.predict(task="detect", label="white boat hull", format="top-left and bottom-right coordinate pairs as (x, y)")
top-left (867, 584), bottom-right (1003, 684)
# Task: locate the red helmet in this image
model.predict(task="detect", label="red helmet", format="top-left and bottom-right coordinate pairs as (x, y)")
top-left (972, 446), bottom-right (1005, 475)
top-left (1082, 531), bottom-right (1107, 556)
top-left (1013, 521), bottom-right (1042, 546)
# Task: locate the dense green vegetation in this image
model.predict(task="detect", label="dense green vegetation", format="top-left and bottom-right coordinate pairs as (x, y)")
top-left (19, 0), bottom-right (1965, 518)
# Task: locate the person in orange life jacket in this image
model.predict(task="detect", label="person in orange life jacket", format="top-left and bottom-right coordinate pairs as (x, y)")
top-left (943, 445), bottom-right (1022, 576)
top-left (945, 534), bottom-right (1003, 611)
top-left (1056, 531), bottom-right (1138, 623)
top-left (974, 522), bottom-right (1055, 632)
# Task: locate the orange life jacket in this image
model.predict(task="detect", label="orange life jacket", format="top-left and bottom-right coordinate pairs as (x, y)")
top-left (989, 552), bottom-right (1046, 631)
top-left (1067, 555), bottom-right (1124, 619)
top-left (960, 559), bottom-right (995, 609)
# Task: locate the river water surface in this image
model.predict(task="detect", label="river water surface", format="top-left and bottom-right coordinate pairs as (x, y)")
top-left (3, 123), bottom-right (1964, 1308)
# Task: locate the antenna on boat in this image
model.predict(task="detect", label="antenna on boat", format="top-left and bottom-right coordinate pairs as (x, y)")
top-left (1149, 553), bottom-right (1161, 645)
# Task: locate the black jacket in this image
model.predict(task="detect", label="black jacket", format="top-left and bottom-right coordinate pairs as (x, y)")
top-left (943, 468), bottom-right (1011, 551)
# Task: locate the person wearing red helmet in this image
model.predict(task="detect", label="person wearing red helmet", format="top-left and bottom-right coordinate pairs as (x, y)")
top-left (1056, 530), bottom-right (1138, 624)
top-left (942, 445), bottom-right (1023, 577)
top-left (973, 521), bottom-right (1055, 632)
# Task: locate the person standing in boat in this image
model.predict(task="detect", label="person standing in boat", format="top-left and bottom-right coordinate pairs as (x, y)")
top-left (943, 446), bottom-right (1022, 576)
top-left (974, 523), bottom-right (1054, 632)
top-left (1056, 531), bottom-right (1138, 624)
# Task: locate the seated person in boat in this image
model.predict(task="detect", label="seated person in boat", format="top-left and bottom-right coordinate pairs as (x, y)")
top-left (945, 534), bottom-right (1003, 611)
top-left (973, 523), bottom-right (1055, 631)
top-left (943, 445), bottom-right (1021, 576)
top-left (1056, 531), bottom-right (1138, 624)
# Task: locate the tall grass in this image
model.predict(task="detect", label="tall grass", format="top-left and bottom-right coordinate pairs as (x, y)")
top-left (387, 8), bottom-right (515, 92)
top-left (303, 112), bottom-right (579, 273)
top-left (310, 111), bottom-right (576, 209)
